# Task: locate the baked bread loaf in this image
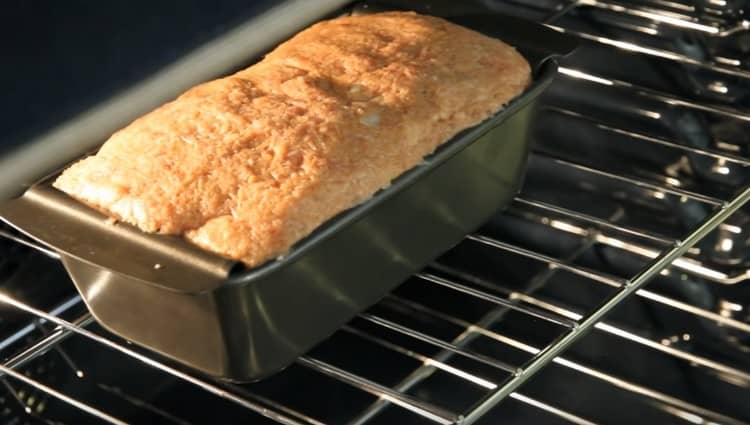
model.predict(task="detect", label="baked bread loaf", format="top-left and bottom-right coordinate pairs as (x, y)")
top-left (54, 11), bottom-right (531, 267)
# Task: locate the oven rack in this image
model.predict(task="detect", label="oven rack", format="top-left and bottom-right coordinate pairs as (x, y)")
top-left (568, 0), bottom-right (749, 36)
top-left (539, 0), bottom-right (749, 33)
top-left (0, 1), bottom-right (749, 423)
top-left (550, 26), bottom-right (750, 79)
top-left (0, 184), bottom-right (747, 424)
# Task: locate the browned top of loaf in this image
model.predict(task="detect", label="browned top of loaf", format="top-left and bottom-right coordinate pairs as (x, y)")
top-left (54, 11), bottom-right (531, 266)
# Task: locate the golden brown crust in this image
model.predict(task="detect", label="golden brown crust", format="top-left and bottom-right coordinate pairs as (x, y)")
top-left (54, 11), bottom-right (531, 266)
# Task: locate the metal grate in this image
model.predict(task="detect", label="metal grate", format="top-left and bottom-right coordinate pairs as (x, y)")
top-left (1, 0), bottom-right (749, 423)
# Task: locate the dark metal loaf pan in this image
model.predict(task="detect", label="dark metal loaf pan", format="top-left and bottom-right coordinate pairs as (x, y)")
top-left (0, 2), bottom-right (575, 381)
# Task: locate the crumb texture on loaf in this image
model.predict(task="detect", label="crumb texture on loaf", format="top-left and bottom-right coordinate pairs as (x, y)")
top-left (53, 11), bottom-right (531, 267)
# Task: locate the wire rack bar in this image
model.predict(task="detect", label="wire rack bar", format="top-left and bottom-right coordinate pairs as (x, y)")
top-left (1, 313), bottom-right (93, 376)
top-left (0, 294), bottom-right (81, 353)
top-left (96, 384), bottom-right (195, 425)
top-left (547, 25), bottom-right (750, 79)
top-left (348, 266), bottom-right (750, 425)
top-left (344, 238), bottom-right (599, 425)
top-left (390, 296), bottom-right (749, 425)
top-left (500, 208), bottom-right (750, 285)
top-left (432, 264), bottom-right (750, 388)
top-left (341, 325), bottom-right (599, 425)
top-left (573, 0), bottom-right (750, 35)
top-left (540, 155), bottom-right (725, 205)
top-left (545, 107), bottom-right (750, 166)
top-left (556, 67), bottom-right (750, 122)
top-left (540, 0), bottom-right (749, 25)
top-left (512, 198), bottom-right (675, 245)
top-left (637, 0), bottom-right (696, 13)
top-left (507, 393), bottom-right (599, 425)
top-left (341, 325), bottom-right (495, 390)
top-left (505, 292), bottom-right (750, 385)
top-left (422, 265), bottom-right (750, 386)
top-left (357, 314), bottom-right (520, 374)
top-left (0, 290), bottom-right (462, 425)
top-left (460, 186), bottom-right (750, 424)
top-left (0, 227), bottom-right (59, 259)
top-left (466, 234), bottom-right (750, 333)
top-left (0, 292), bottom-right (599, 425)
top-left (414, 272), bottom-right (578, 328)
top-left (296, 356), bottom-right (458, 424)
top-left (495, 209), bottom-right (750, 285)
top-left (0, 361), bottom-right (129, 425)
top-left (398, 289), bottom-right (750, 391)
top-left (0, 298), bottom-right (317, 425)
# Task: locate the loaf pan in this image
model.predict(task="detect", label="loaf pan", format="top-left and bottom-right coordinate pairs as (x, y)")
top-left (0, 1), bottom-right (576, 381)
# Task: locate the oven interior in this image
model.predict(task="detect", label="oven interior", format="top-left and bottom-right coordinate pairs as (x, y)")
top-left (1, 0), bottom-right (749, 423)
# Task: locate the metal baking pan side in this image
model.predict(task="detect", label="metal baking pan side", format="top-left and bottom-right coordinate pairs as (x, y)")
top-left (0, 3), bottom-right (575, 380)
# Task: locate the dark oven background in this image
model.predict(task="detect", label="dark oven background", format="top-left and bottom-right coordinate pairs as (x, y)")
top-left (2, 0), bottom-right (277, 156)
